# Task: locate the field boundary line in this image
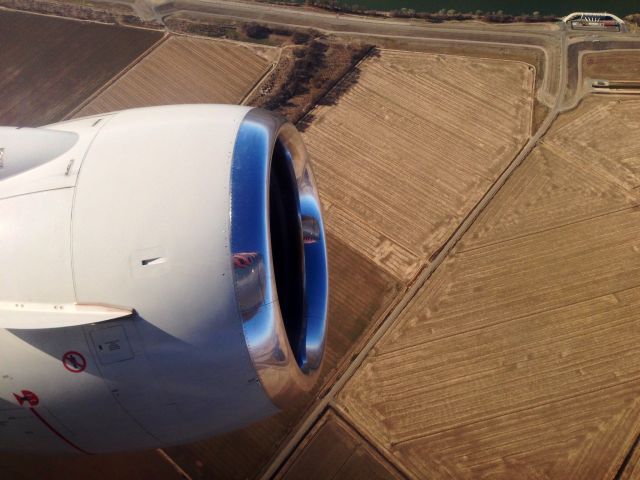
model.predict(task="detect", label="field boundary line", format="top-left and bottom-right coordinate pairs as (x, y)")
top-left (379, 45), bottom-right (543, 69)
top-left (330, 405), bottom-right (413, 480)
top-left (168, 29), bottom-right (281, 50)
top-left (156, 448), bottom-right (193, 480)
top-left (296, 44), bottom-right (377, 126)
top-left (528, 65), bottom-right (537, 136)
top-left (615, 424), bottom-right (640, 480)
top-left (241, 46), bottom-right (284, 106)
top-left (63, 32), bottom-right (172, 120)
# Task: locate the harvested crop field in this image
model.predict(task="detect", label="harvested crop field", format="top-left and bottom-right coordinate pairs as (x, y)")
top-left (0, 450), bottom-right (182, 480)
top-left (583, 50), bottom-right (640, 81)
top-left (74, 35), bottom-right (276, 116)
top-left (0, 9), bottom-right (162, 126)
top-left (164, 406), bottom-right (309, 480)
top-left (304, 49), bottom-right (534, 283)
top-left (276, 411), bottom-right (402, 479)
top-left (337, 96), bottom-right (640, 479)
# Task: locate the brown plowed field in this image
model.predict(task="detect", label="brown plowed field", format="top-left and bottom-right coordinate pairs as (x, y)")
top-left (304, 49), bottom-right (534, 283)
top-left (583, 50), bottom-right (640, 81)
top-left (262, 48), bottom-right (534, 478)
top-left (0, 450), bottom-right (182, 480)
top-left (276, 410), bottom-right (402, 480)
top-left (271, 48), bottom-right (534, 480)
top-left (338, 96), bottom-right (640, 479)
top-left (0, 10), bottom-right (162, 126)
top-left (74, 35), bottom-right (276, 116)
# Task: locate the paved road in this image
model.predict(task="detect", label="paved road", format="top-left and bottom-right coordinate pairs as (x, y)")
top-left (563, 35), bottom-right (640, 110)
top-left (151, 0), bottom-right (565, 104)
top-left (152, 0), bottom-right (558, 45)
top-left (153, 0), bottom-right (554, 37)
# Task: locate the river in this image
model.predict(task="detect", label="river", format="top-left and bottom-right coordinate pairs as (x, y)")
top-left (295, 1), bottom-right (637, 16)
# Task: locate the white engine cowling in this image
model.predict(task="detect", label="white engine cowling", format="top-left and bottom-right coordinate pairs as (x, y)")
top-left (0, 105), bottom-right (328, 453)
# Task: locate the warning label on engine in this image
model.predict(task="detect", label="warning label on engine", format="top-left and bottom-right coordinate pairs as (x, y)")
top-left (90, 325), bottom-right (134, 365)
top-left (62, 351), bottom-right (87, 373)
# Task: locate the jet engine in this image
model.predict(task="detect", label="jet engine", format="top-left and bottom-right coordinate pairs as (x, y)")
top-left (0, 105), bottom-right (328, 454)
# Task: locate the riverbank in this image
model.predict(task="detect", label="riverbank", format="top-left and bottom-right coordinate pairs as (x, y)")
top-left (257, 1), bottom-right (557, 23)
top-left (257, 0), bottom-right (640, 26)
top-left (258, 0), bottom-right (640, 18)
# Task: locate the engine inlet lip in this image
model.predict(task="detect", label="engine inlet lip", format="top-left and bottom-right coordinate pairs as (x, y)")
top-left (230, 108), bottom-right (328, 408)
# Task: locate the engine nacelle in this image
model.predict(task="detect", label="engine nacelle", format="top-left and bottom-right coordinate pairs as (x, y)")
top-left (0, 105), bottom-right (328, 453)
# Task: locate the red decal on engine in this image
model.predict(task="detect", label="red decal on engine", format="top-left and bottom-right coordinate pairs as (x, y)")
top-left (13, 390), bottom-right (39, 407)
